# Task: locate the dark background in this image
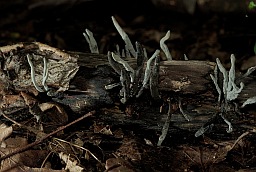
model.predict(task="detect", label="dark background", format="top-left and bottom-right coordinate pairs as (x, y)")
top-left (1, 0), bottom-right (256, 69)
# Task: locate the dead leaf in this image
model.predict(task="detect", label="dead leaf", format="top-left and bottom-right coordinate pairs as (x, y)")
top-left (39, 102), bottom-right (68, 125)
top-left (20, 91), bottom-right (37, 107)
top-left (99, 125), bottom-right (113, 136)
top-left (92, 122), bottom-right (113, 136)
top-left (105, 158), bottom-right (135, 172)
top-left (5, 137), bottom-right (28, 148)
top-left (182, 143), bottom-right (232, 168)
top-left (0, 95), bottom-right (26, 110)
top-left (58, 152), bottom-right (84, 172)
top-left (116, 137), bottom-right (142, 162)
top-left (0, 137), bottom-right (48, 171)
top-left (0, 123), bottom-right (13, 148)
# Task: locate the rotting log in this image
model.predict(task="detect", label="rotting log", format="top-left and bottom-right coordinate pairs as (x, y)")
top-left (74, 51), bottom-right (217, 94)
top-left (71, 51), bottom-right (256, 138)
top-left (73, 51), bottom-right (256, 100)
top-left (0, 42), bottom-right (255, 140)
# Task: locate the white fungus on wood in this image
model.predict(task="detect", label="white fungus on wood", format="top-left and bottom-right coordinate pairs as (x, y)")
top-left (215, 54), bottom-right (244, 102)
top-left (111, 52), bottom-right (135, 82)
top-left (157, 98), bottom-right (172, 146)
top-left (242, 66), bottom-right (256, 78)
top-left (83, 29), bottom-right (99, 54)
top-left (203, 54), bottom-right (256, 136)
top-left (184, 54), bottom-right (189, 61)
top-left (195, 124), bottom-right (214, 137)
top-left (210, 65), bottom-right (221, 103)
top-left (136, 49), bottom-right (160, 98)
top-left (242, 96), bottom-right (256, 108)
top-left (160, 30), bottom-right (172, 61)
top-left (111, 16), bottom-right (136, 58)
top-left (27, 54), bottom-right (49, 93)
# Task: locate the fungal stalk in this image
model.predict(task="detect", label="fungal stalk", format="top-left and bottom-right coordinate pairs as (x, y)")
top-left (210, 54), bottom-right (245, 103)
top-left (160, 30), bottom-right (172, 61)
top-left (196, 54), bottom-right (256, 136)
top-left (83, 29), bottom-right (99, 54)
top-left (112, 16), bottom-right (136, 58)
top-left (157, 98), bottom-right (172, 146)
top-left (137, 49), bottom-right (160, 97)
top-left (27, 54), bottom-right (49, 93)
top-left (111, 52), bottom-right (135, 83)
top-left (103, 17), bottom-right (162, 103)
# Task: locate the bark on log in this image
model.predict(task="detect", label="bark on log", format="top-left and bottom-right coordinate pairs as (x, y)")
top-left (71, 51), bottom-right (256, 138)
top-left (73, 51), bottom-right (256, 101)
top-left (0, 43), bottom-right (255, 140)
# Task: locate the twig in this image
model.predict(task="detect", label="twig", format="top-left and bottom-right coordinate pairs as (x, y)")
top-left (0, 149), bottom-right (27, 171)
top-left (0, 110), bottom-right (95, 162)
top-left (53, 137), bottom-right (103, 164)
top-left (230, 131), bottom-right (250, 151)
top-left (0, 110), bottom-right (22, 127)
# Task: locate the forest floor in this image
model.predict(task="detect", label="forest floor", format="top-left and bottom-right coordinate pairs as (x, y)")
top-left (0, 1), bottom-right (256, 171)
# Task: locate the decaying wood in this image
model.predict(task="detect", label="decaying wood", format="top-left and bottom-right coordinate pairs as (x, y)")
top-left (75, 51), bottom-right (217, 94)
top-left (69, 45), bottom-right (256, 137)
top-left (0, 42), bottom-right (79, 94)
top-left (74, 50), bottom-right (256, 100)
top-left (0, 42), bottom-right (255, 138)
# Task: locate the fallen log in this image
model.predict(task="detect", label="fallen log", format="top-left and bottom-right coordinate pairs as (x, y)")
top-left (69, 50), bottom-right (256, 139)
top-left (73, 51), bottom-right (256, 101)
top-left (0, 42), bottom-right (255, 140)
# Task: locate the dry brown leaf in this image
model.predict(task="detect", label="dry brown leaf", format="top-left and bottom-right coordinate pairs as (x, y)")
top-left (0, 165), bottom-right (66, 172)
top-left (58, 152), bottom-right (84, 172)
top-left (0, 95), bottom-right (26, 110)
top-left (4, 137), bottom-right (28, 148)
top-left (20, 91), bottom-right (38, 107)
top-left (115, 137), bottom-right (142, 162)
top-left (39, 102), bottom-right (68, 125)
top-left (182, 143), bottom-right (232, 167)
top-left (105, 158), bottom-right (135, 172)
top-left (29, 167), bottom-right (66, 172)
top-left (93, 122), bottom-right (113, 135)
top-left (0, 137), bottom-right (48, 171)
top-left (0, 123), bottom-right (13, 148)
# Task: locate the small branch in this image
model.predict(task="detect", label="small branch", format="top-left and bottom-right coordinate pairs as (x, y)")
top-left (230, 128), bottom-right (256, 150)
top-left (0, 110), bottom-right (95, 162)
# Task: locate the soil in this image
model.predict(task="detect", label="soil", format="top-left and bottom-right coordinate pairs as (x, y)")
top-left (0, 1), bottom-right (256, 171)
